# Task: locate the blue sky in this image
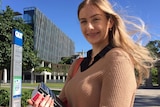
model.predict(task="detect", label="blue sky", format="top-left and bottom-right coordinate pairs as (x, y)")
top-left (2, 0), bottom-right (160, 53)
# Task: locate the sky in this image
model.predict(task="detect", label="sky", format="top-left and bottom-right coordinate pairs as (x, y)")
top-left (1, 0), bottom-right (160, 53)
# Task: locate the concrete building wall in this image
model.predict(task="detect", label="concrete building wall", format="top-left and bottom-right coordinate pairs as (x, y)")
top-left (23, 7), bottom-right (75, 64)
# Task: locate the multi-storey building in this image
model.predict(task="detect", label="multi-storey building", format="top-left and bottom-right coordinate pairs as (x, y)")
top-left (0, 0), bottom-right (3, 14)
top-left (22, 7), bottom-right (75, 82)
top-left (23, 7), bottom-right (75, 64)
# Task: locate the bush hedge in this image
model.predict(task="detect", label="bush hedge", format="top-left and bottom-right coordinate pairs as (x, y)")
top-left (0, 89), bottom-right (32, 107)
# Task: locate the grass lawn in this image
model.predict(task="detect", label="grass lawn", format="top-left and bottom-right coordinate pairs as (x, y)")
top-left (0, 82), bottom-right (64, 95)
top-left (22, 82), bottom-right (64, 89)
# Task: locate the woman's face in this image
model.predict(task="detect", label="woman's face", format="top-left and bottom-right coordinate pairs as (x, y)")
top-left (79, 4), bottom-right (112, 46)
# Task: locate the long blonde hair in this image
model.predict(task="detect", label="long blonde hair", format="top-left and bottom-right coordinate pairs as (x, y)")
top-left (78, 0), bottom-right (154, 86)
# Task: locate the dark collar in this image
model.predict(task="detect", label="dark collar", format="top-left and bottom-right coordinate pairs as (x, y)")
top-left (87, 44), bottom-right (113, 60)
top-left (81, 44), bottom-right (113, 72)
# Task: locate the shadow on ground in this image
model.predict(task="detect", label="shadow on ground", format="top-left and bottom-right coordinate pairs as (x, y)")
top-left (134, 94), bottom-right (160, 106)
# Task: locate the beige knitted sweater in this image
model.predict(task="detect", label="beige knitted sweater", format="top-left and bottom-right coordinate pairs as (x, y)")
top-left (59, 48), bottom-right (137, 107)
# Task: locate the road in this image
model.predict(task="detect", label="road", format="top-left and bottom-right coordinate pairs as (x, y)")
top-left (134, 88), bottom-right (160, 107)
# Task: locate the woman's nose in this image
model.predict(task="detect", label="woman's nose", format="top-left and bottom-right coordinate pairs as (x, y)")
top-left (87, 23), bottom-right (94, 30)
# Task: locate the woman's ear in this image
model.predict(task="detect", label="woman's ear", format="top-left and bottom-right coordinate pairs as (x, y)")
top-left (108, 18), bottom-right (114, 29)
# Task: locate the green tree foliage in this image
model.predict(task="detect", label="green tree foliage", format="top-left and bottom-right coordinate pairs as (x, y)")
top-left (146, 40), bottom-right (160, 85)
top-left (146, 40), bottom-right (160, 59)
top-left (151, 67), bottom-right (158, 84)
top-left (0, 6), bottom-right (40, 71)
top-left (59, 57), bottom-right (73, 64)
top-left (34, 66), bottom-right (52, 73)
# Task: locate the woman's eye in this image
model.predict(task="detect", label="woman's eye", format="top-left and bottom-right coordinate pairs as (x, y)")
top-left (80, 20), bottom-right (87, 24)
top-left (93, 18), bottom-right (100, 22)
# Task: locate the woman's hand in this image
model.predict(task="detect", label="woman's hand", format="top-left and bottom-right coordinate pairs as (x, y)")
top-left (27, 94), bottom-right (54, 107)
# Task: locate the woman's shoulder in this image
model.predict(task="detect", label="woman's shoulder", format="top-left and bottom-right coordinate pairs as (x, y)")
top-left (105, 47), bottom-right (133, 63)
top-left (107, 47), bottom-right (130, 57)
top-left (103, 47), bottom-right (135, 74)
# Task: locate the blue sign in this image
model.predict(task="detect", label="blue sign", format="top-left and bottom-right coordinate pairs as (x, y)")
top-left (12, 29), bottom-right (23, 46)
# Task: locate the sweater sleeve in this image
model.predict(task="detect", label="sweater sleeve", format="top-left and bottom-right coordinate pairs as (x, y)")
top-left (100, 49), bottom-right (137, 107)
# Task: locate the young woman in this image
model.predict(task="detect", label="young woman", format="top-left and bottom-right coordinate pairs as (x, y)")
top-left (28, 0), bottom-right (153, 107)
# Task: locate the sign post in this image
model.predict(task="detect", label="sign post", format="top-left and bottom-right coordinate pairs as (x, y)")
top-left (10, 29), bottom-right (23, 107)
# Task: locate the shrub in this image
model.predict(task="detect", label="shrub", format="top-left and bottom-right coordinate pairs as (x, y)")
top-left (0, 89), bottom-right (9, 106)
top-left (0, 89), bottom-right (32, 107)
top-left (21, 90), bottom-right (32, 107)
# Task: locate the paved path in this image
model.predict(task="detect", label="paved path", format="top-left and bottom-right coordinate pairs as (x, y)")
top-left (134, 88), bottom-right (160, 107)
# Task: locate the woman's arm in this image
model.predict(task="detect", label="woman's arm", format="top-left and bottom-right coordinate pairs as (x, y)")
top-left (100, 49), bottom-right (137, 107)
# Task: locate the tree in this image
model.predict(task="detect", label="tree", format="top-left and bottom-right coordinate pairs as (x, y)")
top-left (146, 40), bottom-right (160, 59)
top-left (0, 6), bottom-right (40, 72)
top-left (59, 57), bottom-right (73, 64)
top-left (0, 6), bottom-right (13, 70)
top-left (21, 23), bottom-right (40, 71)
top-left (145, 40), bottom-right (160, 86)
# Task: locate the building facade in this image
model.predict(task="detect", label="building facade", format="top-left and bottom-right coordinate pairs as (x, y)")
top-left (23, 7), bottom-right (75, 63)
top-left (21, 7), bottom-right (75, 83)
top-left (0, 0), bottom-right (3, 14)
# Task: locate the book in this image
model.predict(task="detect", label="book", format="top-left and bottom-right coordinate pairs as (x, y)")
top-left (31, 82), bottom-right (64, 107)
